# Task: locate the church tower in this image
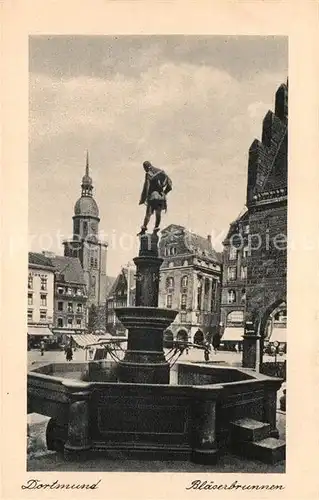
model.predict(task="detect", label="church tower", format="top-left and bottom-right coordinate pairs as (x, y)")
top-left (63, 153), bottom-right (108, 328)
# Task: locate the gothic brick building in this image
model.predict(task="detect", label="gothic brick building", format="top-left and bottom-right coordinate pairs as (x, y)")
top-left (158, 224), bottom-right (222, 344)
top-left (220, 81), bottom-right (288, 365)
top-left (63, 153), bottom-right (108, 330)
top-left (244, 81), bottom-right (287, 362)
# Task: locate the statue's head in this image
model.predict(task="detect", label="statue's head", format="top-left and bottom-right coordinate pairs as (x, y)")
top-left (143, 160), bottom-right (152, 172)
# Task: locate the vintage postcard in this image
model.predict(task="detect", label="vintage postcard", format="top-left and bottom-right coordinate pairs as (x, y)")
top-left (2, 1), bottom-right (319, 499)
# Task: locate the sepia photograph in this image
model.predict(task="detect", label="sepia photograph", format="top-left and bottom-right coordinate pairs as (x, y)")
top-left (25, 34), bottom-right (289, 475)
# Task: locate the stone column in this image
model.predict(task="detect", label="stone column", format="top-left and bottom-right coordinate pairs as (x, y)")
top-left (242, 321), bottom-right (260, 369)
top-left (116, 233), bottom-right (178, 384)
top-left (134, 234), bottom-right (163, 307)
top-left (191, 386), bottom-right (222, 464)
top-left (263, 380), bottom-right (282, 438)
top-left (63, 381), bottom-right (92, 457)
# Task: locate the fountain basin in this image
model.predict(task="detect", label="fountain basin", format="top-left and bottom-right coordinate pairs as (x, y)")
top-left (27, 361), bottom-right (282, 463)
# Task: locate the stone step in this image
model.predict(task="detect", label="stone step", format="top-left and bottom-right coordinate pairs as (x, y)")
top-left (231, 418), bottom-right (271, 443)
top-left (240, 437), bottom-right (286, 465)
top-left (27, 414), bottom-right (54, 458)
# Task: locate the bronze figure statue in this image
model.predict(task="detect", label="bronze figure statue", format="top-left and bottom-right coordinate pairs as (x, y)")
top-left (138, 161), bottom-right (172, 235)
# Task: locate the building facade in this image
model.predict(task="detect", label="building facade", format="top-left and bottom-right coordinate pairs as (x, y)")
top-left (28, 252), bottom-right (55, 342)
top-left (106, 267), bottom-right (135, 335)
top-left (63, 153), bottom-right (108, 329)
top-left (158, 224), bottom-right (222, 344)
top-left (219, 210), bottom-right (249, 349)
top-left (220, 81), bottom-right (288, 363)
top-left (245, 82), bottom-right (288, 351)
top-left (49, 254), bottom-right (88, 340)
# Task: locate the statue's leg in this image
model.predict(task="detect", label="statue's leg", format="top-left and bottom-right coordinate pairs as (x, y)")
top-left (154, 208), bottom-right (161, 231)
top-left (142, 205), bottom-right (152, 230)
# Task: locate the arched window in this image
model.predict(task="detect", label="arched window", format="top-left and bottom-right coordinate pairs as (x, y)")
top-left (227, 310), bottom-right (244, 323)
top-left (166, 277), bottom-right (174, 290)
top-left (227, 289), bottom-right (236, 304)
top-left (241, 288), bottom-right (246, 302)
top-left (181, 275), bottom-right (188, 288)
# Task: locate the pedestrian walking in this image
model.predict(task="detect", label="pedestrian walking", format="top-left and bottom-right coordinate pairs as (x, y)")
top-left (40, 340), bottom-right (45, 356)
top-left (204, 347), bottom-right (210, 362)
top-left (66, 345), bottom-right (73, 362)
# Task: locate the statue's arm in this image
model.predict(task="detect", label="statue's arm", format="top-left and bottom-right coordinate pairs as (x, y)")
top-left (139, 174), bottom-right (149, 205)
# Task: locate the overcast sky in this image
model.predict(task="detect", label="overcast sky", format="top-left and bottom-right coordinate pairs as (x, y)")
top-left (29, 35), bottom-right (287, 276)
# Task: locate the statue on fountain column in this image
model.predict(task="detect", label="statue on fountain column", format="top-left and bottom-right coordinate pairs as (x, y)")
top-left (137, 161), bottom-right (172, 235)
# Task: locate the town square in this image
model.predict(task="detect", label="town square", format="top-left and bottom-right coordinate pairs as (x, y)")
top-left (27, 35), bottom-right (287, 473)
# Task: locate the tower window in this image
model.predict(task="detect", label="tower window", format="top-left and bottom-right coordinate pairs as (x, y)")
top-left (83, 221), bottom-right (88, 237)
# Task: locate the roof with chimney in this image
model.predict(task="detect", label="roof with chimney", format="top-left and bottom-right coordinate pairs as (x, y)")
top-left (28, 252), bottom-right (55, 270)
top-left (160, 224), bottom-right (221, 263)
top-left (50, 255), bottom-right (86, 285)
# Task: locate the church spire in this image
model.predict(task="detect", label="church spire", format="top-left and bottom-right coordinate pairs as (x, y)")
top-left (81, 150), bottom-right (93, 197)
top-left (85, 149), bottom-right (89, 176)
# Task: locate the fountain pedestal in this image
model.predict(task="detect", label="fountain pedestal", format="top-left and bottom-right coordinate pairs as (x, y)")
top-left (116, 233), bottom-right (178, 384)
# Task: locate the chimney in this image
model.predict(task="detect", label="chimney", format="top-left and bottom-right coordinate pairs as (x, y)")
top-left (207, 235), bottom-right (211, 242)
top-left (42, 250), bottom-right (55, 258)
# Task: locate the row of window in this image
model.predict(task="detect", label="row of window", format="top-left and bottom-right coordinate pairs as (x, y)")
top-left (56, 317), bottom-right (83, 328)
top-left (57, 302), bottom-right (83, 313)
top-left (28, 275), bottom-right (48, 290)
top-left (28, 309), bottom-right (47, 321)
top-left (227, 289), bottom-right (246, 304)
top-left (166, 276), bottom-right (188, 290)
top-left (227, 266), bottom-right (247, 281)
top-left (57, 286), bottom-right (84, 296)
top-left (229, 245), bottom-right (249, 261)
top-left (166, 293), bottom-right (187, 309)
top-left (28, 293), bottom-right (48, 306)
top-left (164, 247), bottom-right (177, 256)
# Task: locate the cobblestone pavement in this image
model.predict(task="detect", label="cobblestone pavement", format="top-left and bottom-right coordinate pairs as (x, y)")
top-left (27, 348), bottom-right (285, 472)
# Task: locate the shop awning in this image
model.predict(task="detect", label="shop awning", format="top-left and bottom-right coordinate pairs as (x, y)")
top-left (28, 326), bottom-right (53, 336)
top-left (222, 327), bottom-right (244, 342)
top-left (52, 329), bottom-right (77, 335)
top-left (269, 327), bottom-right (286, 343)
top-left (71, 334), bottom-right (101, 348)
